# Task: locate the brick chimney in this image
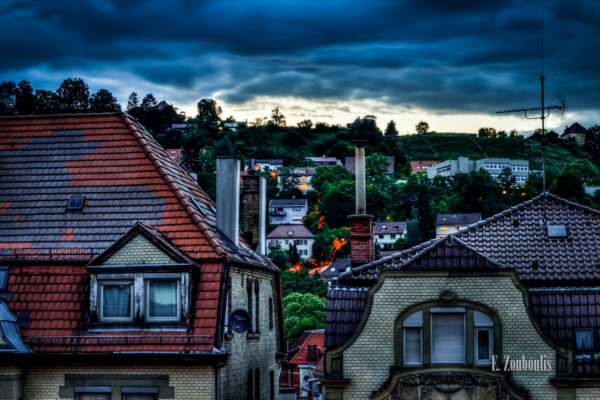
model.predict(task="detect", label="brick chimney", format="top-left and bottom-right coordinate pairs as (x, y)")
top-left (241, 169), bottom-right (260, 248)
top-left (349, 140), bottom-right (374, 265)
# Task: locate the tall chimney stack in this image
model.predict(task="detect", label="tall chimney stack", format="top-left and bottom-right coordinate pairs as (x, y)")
top-left (348, 140), bottom-right (373, 265)
top-left (216, 157), bottom-right (241, 247)
top-left (257, 176), bottom-right (267, 256)
top-left (241, 169), bottom-right (260, 248)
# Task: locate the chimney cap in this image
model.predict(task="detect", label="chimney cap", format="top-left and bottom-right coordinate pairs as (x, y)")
top-left (352, 139), bottom-right (368, 146)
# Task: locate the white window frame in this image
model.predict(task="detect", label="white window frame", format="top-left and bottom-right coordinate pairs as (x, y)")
top-left (99, 280), bottom-right (134, 322)
top-left (145, 278), bottom-right (182, 322)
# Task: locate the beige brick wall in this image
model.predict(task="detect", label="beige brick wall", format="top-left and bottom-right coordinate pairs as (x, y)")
top-left (576, 388), bottom-right (600, 400)
top-left (22, 364), bottom-right (214, 400)
top-left (338, 274), bottom-right (559, 400)
top-left (220, 266), bottom-right (280, 400)
top-left (105, 234), bottom-right (176, 265)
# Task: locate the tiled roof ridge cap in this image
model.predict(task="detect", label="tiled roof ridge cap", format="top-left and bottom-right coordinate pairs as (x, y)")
top-left (329, 286), bottom-right (369, 291)
top-left (403, 235), bottom-right (504, 270)
top-left (120, 112), bottom-right (225, 258)
top-left (340, 237), bottom-right (440, 277)
top-left (454, 192), bottom-right (600, 238)
top-left (0, 112), bottom-right (122, 120)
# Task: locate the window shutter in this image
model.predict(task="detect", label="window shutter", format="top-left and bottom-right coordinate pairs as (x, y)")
top-left (431, 313), bottom-right (465, 364)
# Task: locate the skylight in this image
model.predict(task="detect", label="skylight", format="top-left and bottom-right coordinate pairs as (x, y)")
top-left (547, 224), bottom-right (567, 238)
top-left (66, 194), bottom-right (85, 211)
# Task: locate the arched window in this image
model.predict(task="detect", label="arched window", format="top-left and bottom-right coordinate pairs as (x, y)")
top-left (399, 304), bottom-right (498, 368)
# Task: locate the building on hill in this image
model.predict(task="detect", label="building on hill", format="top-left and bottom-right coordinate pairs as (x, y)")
top-left (410, 160), bottom-right (440, 174)
top-left (435, 212), bottom-right (482, 237)
top-left (373, 221), bottom-right (406, 249)
top-left (290, 167), bottom-right (316, 192)
top-left (0, 113), bottom-right (284, 400)
top-left (562, 122), bottom-right (588, 146)
top-left (267, 224), bottom-right (315, 260)
top-left (307, 157), bottom-right (342, 166)
top-left (269, 198), bottom-right (308, 224)
top-left (255, 159), bottom-right (284, 172)
top-left (280, 330), bottom-right (325, 400)
top-left (427, 156), bottom-right (530, 184)
top-left (345, 156), bottom-right (395, 175)
top-left (319, 258), bottom-right (351, 283)
top-left (320, 192), bottom-right (600, 399)
top-left (166, 148), bottom-right (182, 163)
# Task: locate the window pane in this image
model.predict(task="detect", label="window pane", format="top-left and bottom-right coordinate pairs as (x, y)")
top-left (431, 313), bottom-right (465, 364)
top-left (404, 327), bottom-right (421, 365)
top-left (103, 284), bottom-right (131, 318)
top-left (149, 280), bottom-right (178, 318)
top-left (477, 329), bottom-right (490, 361)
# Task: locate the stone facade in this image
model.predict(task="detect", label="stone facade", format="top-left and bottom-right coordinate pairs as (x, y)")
top-left (104, 234), bottom-right (176, 265)
top-left (326, 273), bottom-right (565, 399)
top-left (21, 365), bottom-right (214, 400)
top-left (220, 266), bottom-right (281, 400)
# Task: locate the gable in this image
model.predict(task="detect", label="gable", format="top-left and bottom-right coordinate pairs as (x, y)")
top-left (103, 233), bottom-right (177, 265)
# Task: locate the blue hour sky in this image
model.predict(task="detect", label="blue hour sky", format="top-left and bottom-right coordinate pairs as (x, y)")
top-left (1, 0), bottom-right (599, 133)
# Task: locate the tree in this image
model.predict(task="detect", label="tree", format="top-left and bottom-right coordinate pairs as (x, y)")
top-left (57, 78), bottom-right (90, 112)
top-left (269, 106), bottom-right (286, 128)
top-left (298, 119), bottom-right (313, 131)
top-left (90, 89), bottom-right (121, 112)
top-left (415, 121), bottom-right (429, 135)
top-left (283, 292), bottom-right (326, 343)
top-left (196, 98), bottom-right (222, 129)
top-left (34, 89), bottom-right (59, 114)
top-left (16, 80), bottom-right (35, 115)
top-left (141, 93), bottom-right (157, 110)
top-left (268, 249), bottom-right (289, 270)
top-left (478, 127), bottom-right (495, 138)
top-left (281, 268), bottom-right (327, 298)
top-left (319, 181), bottom-right (355, 228)
top-left (552, 167), bottom-right (585, 202)
top-left (310, 165), bottom-right (353, 194)
top-left (287, 243), bottom-right (301, 266)
top-left (509, 129), bottom-right (519, 138)
top-left (385, 120), bottom-right (398, 136)
top-left (127, 92), bottom-right (140, 111)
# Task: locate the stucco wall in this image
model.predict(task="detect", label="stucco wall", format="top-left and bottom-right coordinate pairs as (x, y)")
top-left (338, 274), bottom-right (559, 399)
top-left (219, 266), bottom-right (280, 400)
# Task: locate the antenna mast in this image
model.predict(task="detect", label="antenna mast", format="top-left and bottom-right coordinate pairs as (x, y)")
top-left (495, 5), bottom-right (564, 222)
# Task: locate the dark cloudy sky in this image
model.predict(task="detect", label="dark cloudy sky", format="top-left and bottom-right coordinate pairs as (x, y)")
top-left (2, 0), bottom-right (599, 133)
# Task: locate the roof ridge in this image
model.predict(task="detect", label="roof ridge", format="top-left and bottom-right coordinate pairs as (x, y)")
top-left (0, 112), bottom-right (122, 120)
top-left (119, 112), bottom-right (225, 258)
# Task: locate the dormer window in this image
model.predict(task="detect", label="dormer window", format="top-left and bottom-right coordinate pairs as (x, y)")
top-left (100, 280), bottom-right (133, 321)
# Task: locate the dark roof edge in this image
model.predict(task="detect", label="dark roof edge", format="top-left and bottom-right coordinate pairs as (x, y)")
top-left (120, 113), bottom-right (226, 258)
top-left (0, 112), bottom-right (123, 120)
top-left (87, 222), bottom-right (195, 266)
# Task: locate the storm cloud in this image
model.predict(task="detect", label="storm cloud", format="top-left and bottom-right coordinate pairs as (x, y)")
top-left (1, 0), bottom-right (599, 126)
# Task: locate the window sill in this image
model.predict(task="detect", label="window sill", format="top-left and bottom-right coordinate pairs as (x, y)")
top-left (88, 322), bottom-right (187, 332)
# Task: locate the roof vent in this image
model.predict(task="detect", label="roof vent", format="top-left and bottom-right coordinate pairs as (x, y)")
top-left (287, 230), bottom-right (294, 236)
top-left (66, 195), bottom-right (85, 211)
top-left (547, 224), bottom-right (567, 238)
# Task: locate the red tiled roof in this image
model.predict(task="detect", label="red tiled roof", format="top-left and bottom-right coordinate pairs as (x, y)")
top-left (289, 330), bottom-right (325, 364)
top-left (410, 160), bottom-right (440, 174)
top-left (0, 113), bottom-right (276, 354)
top-left (267, 224), bottom-right (315, 239)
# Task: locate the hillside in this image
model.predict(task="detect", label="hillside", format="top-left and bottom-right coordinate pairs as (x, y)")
top-left (398, 134), bottom-right (584, 173)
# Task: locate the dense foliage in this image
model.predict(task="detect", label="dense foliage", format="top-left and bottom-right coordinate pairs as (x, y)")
top-left (282, 292), bottom-right (326, 343)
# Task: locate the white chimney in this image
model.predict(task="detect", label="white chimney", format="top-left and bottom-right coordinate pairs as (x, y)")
top-left (257, 176), bottom-right (267, 255)
top-left (216, 157), bottom-right (240, 247)
top-left (354, 140), bottom-right (367, 214)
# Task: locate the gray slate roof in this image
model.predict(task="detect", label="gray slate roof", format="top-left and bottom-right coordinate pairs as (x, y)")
top-left (435, 212), bottom-right (482, 226)
top-left (269, 199), bottom-right (307, 207)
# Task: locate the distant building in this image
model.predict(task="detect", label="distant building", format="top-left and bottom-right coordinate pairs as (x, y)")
top-left (411, 160), bottom-right (440, 174)
top-left (270, 198), bottom-right (308, 224)
top-left (267, 224), bottom-right (315, 259)
top-left (280, 330), bottom-right (325, 400)
top-left (435, 212), bottom-right (482, 237)
top-left (345, 156), bottom-right (395, 175)
top-left (320, 257), bottom-right (351, 282)
top-left (255, 158), bottom-right (284, 171)
top-left (223, 121), bottom-right (247, 132)
top-left (166, 148), bottom-right (182, 163)
top-left (374, 221), bottom-right (406, 249)
top-left (291, 167), bottom-right (316, 192)
top-left (308, 156), bottom-right (342, 166)
top-left (427, 157), bottom-right (529, 184)
top-left (562, 122), bottom-right (588, 146)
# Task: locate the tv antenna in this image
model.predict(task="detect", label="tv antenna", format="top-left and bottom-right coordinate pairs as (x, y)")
top-left (494, 5), bottom-right (565, 222)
